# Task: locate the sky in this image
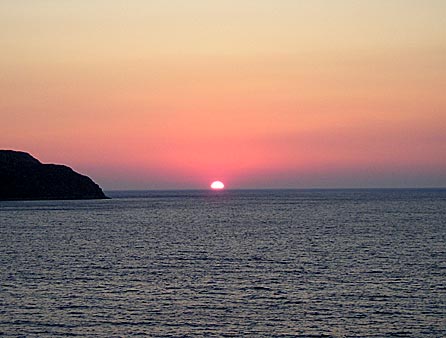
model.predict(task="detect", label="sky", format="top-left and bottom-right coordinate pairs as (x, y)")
top-left (1, 0), bottom-right (445, 189)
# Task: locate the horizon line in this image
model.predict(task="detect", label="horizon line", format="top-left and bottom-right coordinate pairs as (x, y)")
top-left (104, 187), bottom-right (446, 192)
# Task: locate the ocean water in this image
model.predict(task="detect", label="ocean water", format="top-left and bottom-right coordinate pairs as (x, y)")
top-left (1, 189), bottom-right (445, 337)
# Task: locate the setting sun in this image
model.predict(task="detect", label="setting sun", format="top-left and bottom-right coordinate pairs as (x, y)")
top-left (210, 181), bottom-right (225, 190)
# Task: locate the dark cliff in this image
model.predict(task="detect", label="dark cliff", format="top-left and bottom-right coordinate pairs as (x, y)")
top-left (0, 150), bottom-right (108, 200)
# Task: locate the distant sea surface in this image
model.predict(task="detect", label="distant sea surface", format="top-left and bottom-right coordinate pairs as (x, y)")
top-left (1, 189), bottom-right (445, 337)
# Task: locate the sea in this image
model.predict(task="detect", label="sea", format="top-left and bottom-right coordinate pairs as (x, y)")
top-left (1, 189), bottom-right (445, 337)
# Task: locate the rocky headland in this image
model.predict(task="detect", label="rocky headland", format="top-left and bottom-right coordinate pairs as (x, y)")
top-left (0, 150), bottom-right (108, 200)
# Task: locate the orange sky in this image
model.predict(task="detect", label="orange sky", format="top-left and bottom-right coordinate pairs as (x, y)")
top-left (1, 1), bottom-right (445, 189)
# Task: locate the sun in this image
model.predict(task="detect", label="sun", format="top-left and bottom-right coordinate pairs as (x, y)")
top-left (210, 181), bottom-right (225, 190)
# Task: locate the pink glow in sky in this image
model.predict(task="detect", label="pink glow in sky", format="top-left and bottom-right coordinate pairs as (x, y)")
top-left (1, 1), bottom-right (445, 189)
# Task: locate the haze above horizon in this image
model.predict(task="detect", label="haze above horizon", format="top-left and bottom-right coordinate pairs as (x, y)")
top-left (1, 1), bottom-right (445, 190)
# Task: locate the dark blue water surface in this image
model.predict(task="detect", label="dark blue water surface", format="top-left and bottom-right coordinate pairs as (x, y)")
top-left (1, 189), bottom-right (445, 337)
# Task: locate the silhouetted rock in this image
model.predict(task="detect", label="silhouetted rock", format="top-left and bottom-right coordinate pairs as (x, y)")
top-left (0, 150), bottom-right (108, 200)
